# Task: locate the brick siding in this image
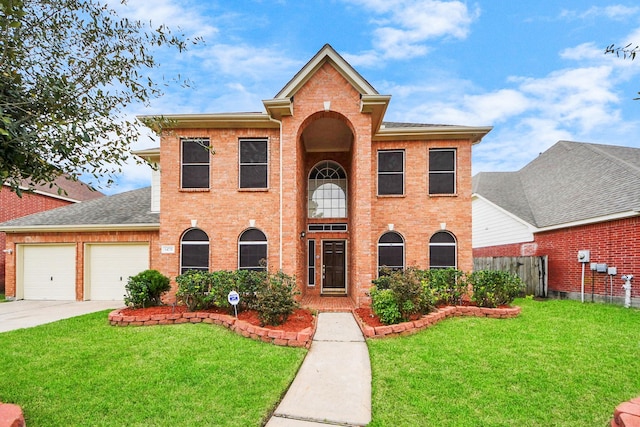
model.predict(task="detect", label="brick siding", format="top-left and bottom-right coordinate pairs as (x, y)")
top-left (473, 217), bottom-right (640, 302)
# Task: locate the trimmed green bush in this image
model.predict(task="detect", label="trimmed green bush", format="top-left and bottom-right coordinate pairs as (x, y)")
top-left (251, 270), bottom-right (299, 326)
top-left (370, 268), bottom-right (435, 325)
top-left (468, 270), bottom-right (524, 308)
top-left (175, 270), bottom-right (216, 311)
top-left (124, 269), bottom-right (171, 308)
top-left (419, 268), bottom-right (466, 306)
top-left (370, 287), bottom-right (402, 325)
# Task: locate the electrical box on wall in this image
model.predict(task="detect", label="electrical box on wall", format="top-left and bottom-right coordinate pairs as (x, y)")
top-left (596, 263), bottom-right (608, 273)
top-left (578, 250), bottom-right (590, 263)
top-left (608, 267), bottom-right (617, 276)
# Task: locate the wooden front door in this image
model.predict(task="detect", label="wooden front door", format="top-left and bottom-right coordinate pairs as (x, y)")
top-left (322, 240), bottom-right (346, 293)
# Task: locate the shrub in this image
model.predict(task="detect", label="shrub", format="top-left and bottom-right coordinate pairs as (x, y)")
top-left (370, 287), bottom-right (402, 325)
top-left (235, 269), bottom-right (266, 311)
top-left (370, 268), bottom-right (434, 325)
top-left (209, 270), bottom-right (238, 313)
top-left (252, 270), bottom-right (299, 326)
top-left (175, 270), bottom-right (216, 311)
top-left (419, 268), bottom-right (467, 306)
top-left (468, 270), bottom-right (524, 308)
top-left (124, 269), bottom-right (171, 309)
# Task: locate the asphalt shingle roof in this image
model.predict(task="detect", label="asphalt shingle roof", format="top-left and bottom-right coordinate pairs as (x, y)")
top-left (473, 141), bottom-right (640, 228)
top-left (0, 187), bottom-right (158, 229)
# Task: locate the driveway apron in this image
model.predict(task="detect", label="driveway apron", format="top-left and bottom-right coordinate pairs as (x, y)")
top-left (0, 300), bottom-right (121, 333)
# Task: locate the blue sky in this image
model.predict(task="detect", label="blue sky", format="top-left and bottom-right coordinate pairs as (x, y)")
top-left (104, 0), bottom-right (640, 194)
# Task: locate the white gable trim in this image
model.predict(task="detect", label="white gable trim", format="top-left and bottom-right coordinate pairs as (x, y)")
top-left (274, 44), bottom-right (378, 99)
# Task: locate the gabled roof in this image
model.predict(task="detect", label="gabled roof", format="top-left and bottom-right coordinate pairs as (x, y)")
top-left (4, 174), bottom-right (104, 203)
top-left (139, 44), bottom-right (491, 143)
top-left (473, 141), bottom-right (640, 229)
top-left (0, 187), bottom-right (158, 232)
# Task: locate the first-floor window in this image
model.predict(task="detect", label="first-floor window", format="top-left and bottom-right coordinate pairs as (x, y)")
top-left (239, 228), bottom-right (267, 271)
top-left (181, 228), bottom-right (209, 274)
top-left (429, 231), bottom-right (457, 269)
top-left (378, 231), bottom-right (404, 274)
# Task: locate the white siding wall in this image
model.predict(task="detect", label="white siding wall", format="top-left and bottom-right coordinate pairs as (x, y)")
top-left (151, 165), bottom-right (160, 213)
top-left (472, 197), bottom-right (534, 248)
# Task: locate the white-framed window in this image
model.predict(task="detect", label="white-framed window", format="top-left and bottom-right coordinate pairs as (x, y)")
top-left (377, 231), bottom-right (405, 274)
top-left (429, 231), bottom-right (457, 269)
top-left (308, 161), bottom-right (347, 218)
top-left (238, 228), bottom-right (267, 271)
top-left (429, 148), bottom-right (456, 194)
top-left (378, 150), bottom-right (404, 195)
top-left (180, 228), bottom-right (209, 274)
top-left (239, 138), bottom-right (268, 189)
top-left (181, 138), bottom-right (211, 189)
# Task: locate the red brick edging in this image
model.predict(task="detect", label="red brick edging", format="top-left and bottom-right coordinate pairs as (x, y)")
top-left (108, 309), bottom-right (315, 348)
top-left (354, 305), bottom-right (522, 338)
top-left (0, 402), bottom-right (25, 427)
top-left (612, 396), bottom-right (640, 427)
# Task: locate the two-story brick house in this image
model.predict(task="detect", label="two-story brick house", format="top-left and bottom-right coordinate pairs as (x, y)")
top-left (1, 44), bottom-right (490, 304)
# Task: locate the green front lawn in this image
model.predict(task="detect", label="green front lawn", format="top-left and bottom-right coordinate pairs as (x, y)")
top-left (368, 298), bottom-right (640, 426)
top-left (0, 311), bottom-right (306, 426)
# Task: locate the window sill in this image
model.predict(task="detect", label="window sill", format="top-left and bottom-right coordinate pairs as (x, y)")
top-left (180, 188), bottom-right (210, 192)
top-left (238, 188), bottom-right (269, 192)
top-left (377, 194), bottom-right (405, 198)
top-left (429, 193), bottom-right (458, 197)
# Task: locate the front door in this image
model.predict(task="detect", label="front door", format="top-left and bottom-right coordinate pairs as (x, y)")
top-left (322, 240), bottom-right (346, 294)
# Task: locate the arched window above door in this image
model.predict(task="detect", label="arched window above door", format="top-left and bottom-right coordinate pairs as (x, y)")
top-left (308, 161), bottom-right (347, 218)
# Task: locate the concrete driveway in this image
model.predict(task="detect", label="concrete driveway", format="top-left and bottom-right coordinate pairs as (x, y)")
top-left (0, 300), bottom-right (123, 333)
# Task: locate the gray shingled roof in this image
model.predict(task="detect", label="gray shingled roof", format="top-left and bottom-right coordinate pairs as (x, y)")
top-left (0, 187), bottom-right (158, 229)
top-left (473, 141), bottom-right (640, 228)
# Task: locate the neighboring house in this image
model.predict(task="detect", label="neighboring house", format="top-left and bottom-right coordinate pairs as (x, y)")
top-left (1, 44), bottom-right (491, 304)
top-left (473, 140), bottom-right (640, 307)
top-left (0, 176), bottom-right (103, 293)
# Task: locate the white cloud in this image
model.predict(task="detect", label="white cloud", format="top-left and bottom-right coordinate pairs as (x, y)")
top-left (111, 0), bottom-right (218, 39)
top-left (342, 0), bottom-right (480, 61)
top-left (560, 5), bottom-right (640, 21)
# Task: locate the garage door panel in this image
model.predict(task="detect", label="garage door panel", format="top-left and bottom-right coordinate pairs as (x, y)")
top-left (87, 244), bottom-right (149, 301)
top-left (23, 245), bottom-right (76, 300)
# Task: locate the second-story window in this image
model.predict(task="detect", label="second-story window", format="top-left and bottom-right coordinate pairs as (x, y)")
top-left (378, 150), bottom-right (404, 196)
top-left (239, 138), bottom-right (268, 189)
top-left (429, 148), bottom-right (456, 194)
top-left (181, 138), bottom-right (210, 189)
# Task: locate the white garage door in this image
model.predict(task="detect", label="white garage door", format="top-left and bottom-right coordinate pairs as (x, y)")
top-left (22, 245), bottom-right (76, 300)
top-left (85, 244), bottom-right (149, 301)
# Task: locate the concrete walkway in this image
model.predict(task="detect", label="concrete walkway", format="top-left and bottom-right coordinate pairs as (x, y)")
top-left (266, 312), bottom-right (371, 427)
top-left (0, 300), bottom-right (122, 333)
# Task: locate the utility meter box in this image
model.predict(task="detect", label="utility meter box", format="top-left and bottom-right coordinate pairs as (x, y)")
top-left (577, 250), bottom-right (590, 263)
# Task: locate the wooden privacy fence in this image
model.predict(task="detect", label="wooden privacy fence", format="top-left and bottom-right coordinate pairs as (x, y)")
top-left (473, 256), bottom-right (548, 297)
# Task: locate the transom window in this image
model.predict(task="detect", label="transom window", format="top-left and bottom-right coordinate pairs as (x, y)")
top-left (378, 150), bottom-right (404, 195)
top-left (429, 149), bottom-right (456, 194)
top-left (238, 228), bottom-right (267, 271)
top-left (378, 231), bottom-right (405, 274)
top-left (429, 231), bottom-right (457, 269)
top-left (180, 228), bottom-right (209, 274)
top-left (308, 161), bottom-right (347, 218)
top-left (239, 138), bottom-right (268, 189)
top-left (181, 138), bottom-right (211, 189)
